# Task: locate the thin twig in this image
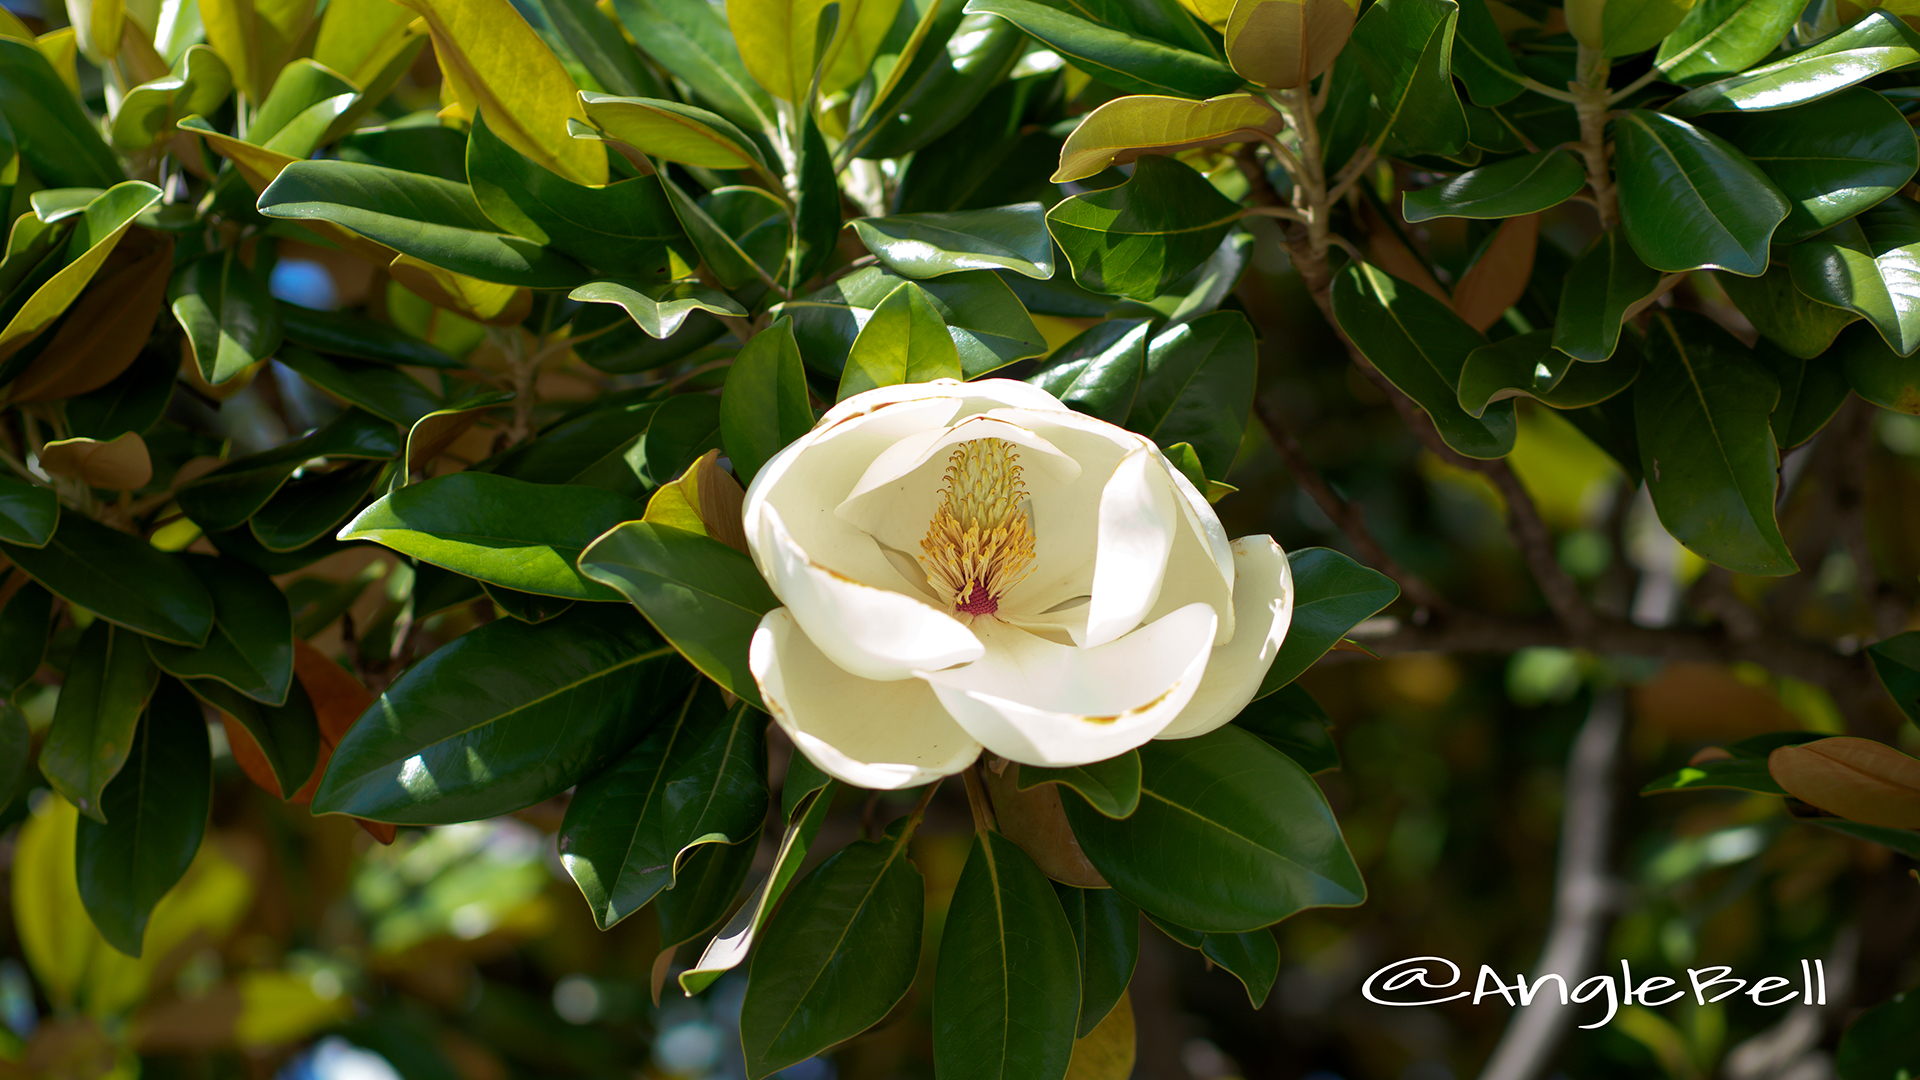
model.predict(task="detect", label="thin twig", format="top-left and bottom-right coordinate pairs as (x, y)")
top-left (961, 764), bottom-right (997, 835)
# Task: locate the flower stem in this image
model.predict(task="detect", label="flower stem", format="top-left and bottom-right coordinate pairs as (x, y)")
top-left (961, 765), bottom-right (997, 835)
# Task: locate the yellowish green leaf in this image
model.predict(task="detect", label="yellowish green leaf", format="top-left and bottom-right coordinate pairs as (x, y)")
top-left (199, 0), bottom-right (317, 101)
top-left (1054, 92), bottom-right (1284, 183)
top-left (0, 181), bottom-right (162, 366)
top-left (39, 433), bottom-right (154, 489)
top-left (1226, 0), bottom-right (1360, 89)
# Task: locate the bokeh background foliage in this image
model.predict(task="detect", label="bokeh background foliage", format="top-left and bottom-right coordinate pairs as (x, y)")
top-left (0, 0), bottom-right (1917, 1075)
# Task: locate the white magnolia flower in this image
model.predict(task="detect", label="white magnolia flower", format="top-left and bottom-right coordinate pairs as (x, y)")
top-left (742, 378), bottom-right (1295, 790)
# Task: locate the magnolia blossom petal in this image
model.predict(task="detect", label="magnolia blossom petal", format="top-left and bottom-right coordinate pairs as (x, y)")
top-left (1139, 466), bottom-right (1237, 646)
top-left (1156, 536), bottom-right (1295, 740)
top-left (751, 608), bottom-right (981, 789)
top-left (1159, 445), bottom-right (1235, 599)
top-left (918, 604), bottom-right (1217, 767)
top-left (814, 377), bottom-right (1067, 429)
top-left (758, 505), bottom-right (983, 681)
top-left (1083, 448), bottom-right (1180, 648)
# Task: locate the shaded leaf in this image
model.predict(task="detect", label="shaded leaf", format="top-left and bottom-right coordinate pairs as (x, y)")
top-left (0, 515), bottom-right (213, 645)
top-left (1612, 110), bottom-right (1787, 277)
top-left (1048, 155), bottom-right (1244, 303)
top-left (39, 620), bottom-right (159, 821)
top-left (1401, 150), bottom-right (1585, 222)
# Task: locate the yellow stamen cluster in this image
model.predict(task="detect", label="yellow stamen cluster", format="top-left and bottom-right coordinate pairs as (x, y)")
top-left (919, 437), bottom-right (1036, 617)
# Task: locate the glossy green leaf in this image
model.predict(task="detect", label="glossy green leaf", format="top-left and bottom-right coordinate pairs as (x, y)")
top-left (1668, 12), bottom-right (1920, 116)
top-left (1835, 988), bottom-right (1920, 1080)
top-left (1761, 341), bottom-right (1849, 450)
top-left (539, 0), bottom-right (669, 98)
top-left (577, 92), bottom-right (772, 176)
top-left (277, 352), bottom-right (439, 430)
top-left (1641, 754), bottom-right (1788, 796)
top-left (247, 461), bottom-right (384, 554)
top-left (1056, 885), bottom-right (1137, 1037)
top-left (609, 0), bottom-right (776, 131)
top-left (168, 249), bottom-right (284, 385)
top-left (0, 476), bottom-right (57, 548)
top-left (852, 203), bottom-right (1054, 281)
top-left (1047, 155), bottom-right (1243, 303)
top-left (656, 832), bottom-right (759, 965)
top-left (1065, 725), bottom-right (1365, 933)
top-left (1121, 310), bottom-right (1255, 478)
top-left (632, 392), bottom-right (725, 489)
top-left (570, 280), bottom-right (747, 341)
top-left (659, 171), bottom-right (780, 292)
top-left (341, 472), bottom-right (639, 602)
top-left (740, 822), bottom-right (925, 1079)
top-left (1790, 198), bottom-right (1920, 357)
top-left (313, 604), bottom-right (693, 823)
top-left (1256, 546), bottom-right (1398, 698)
top-left (781, 754), bottom-right (833, 823)
top-left (838, 281), bottom-right (964, 400)
top-left (933, 830), bottom-right (1079, 1080)
top-left (1839, 321), bottom-right (1920, 415)
top-left (1636, 310), bottom-right (1796, 577)
top-left (857, 11), bottom-right (1027, 160)
top-left (1, 515), bottom-right (213, 646)
top-left (1401, 150), bottom-right (1585, 222)
top-left (75, 678), bottom-right (210, 958)
top-left (1704, 89), bottom-right (1919, 246)
top-left (176, 409), bottom-right (398, 533)
top-left (1459, 330), bottom-right (1641, 416)
top-left (0, 182), bottom-right (162, 362)
top-left (279, 303), bottom-right (462, 369)
top-left (1146, 913), bottom-right (1280, 1007)
top-left (0, 580), bottom-right (52, 698)
top-left (961, 0), bottom-right (1242, 99)
top-left (1720, 262), bottom-right (1858, 360)
top-left (143, 554), bottom-right (293, 706)
top-left (559, 682), bottom-right (768, 929)
top-left (784, 266), bottom-right (1045, 379)
top-left (481, 582), bottom-right (576, 624)
top-left (1016, 751), bottom-right (1141, 819)
top-left (787, 93), bottom-right (841, 292)
top-left (257, 160), bottom-right (591, 289)
top-left (1655, 0), bottom-right (1805, 84)
top-left (1867, 631), bottom-right (1920, 728)
top-left (467, 109), bottom-right (688, 280)
top-left (1452, 0), bottom-right (1523, 106)
top-left (190, 677), bottom-right (320, 800)
top-left (1331, 261), bottom-right (1517, 458)
top-left (109, 45), bottom-right (232, 150)
top-left (720, 317), bottom-right (814, 486)
top-left (1553, 228), bottom-right (1663, 363)
top-left (577, 521), bottom-right (780, 707)
top-left (66, 351), bottom-right (178, 440)
top-left (1026, 318), bottom-right (1150, 427)
top-left (1349, 0), bottom-right (1468, 157)
top-left (39, 620), bottom-right (160, 821)
top-left (1235, 682), bottom-right (1339, 774)
top-left (244, 58), bottom-right (354, 146)
top-left (681, 780), bottom-right (836, 995)
top-left (0, 38), bottom-right (124, 189)
top-left (1612, 110), bottom-right (1787, 277)
top-left (486, 398), bottom-right (660, 490)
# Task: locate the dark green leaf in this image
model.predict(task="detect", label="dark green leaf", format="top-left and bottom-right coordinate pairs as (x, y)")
top-left (1402, 150), bottom-right (1586, 222)
top-left (659, 171), bottom-right (777, 293)
top-left (1760, 341), bottom-right (1849, 450)
top-left (75, 678), bottom-right (210, 958)
top-left (144, 554), bottom-right (293, 706)
top-left (251, 461), bottom-right (386, 553)
top-left (340, 472), bottom-right (640, 602)
top-left (1236, 682), bottom-right (1339, 774)
top-left (485, 398), bottom-right (660, 489)
top-left (1703, 88), bottom-right (1919, 245)
top-left (279, 303), bottom-right (462, 369)
top-left (632, 392), bottom-right (724, 489)
top-left (1553, 229), bottom-right (1664, 364)
top-left (838, 281), bottom-right (964, 400)
top-left (1317, 51), bottom-right (1371, 176)
top-left (578, 521), bottom-right (780, 707)
top-left (0, 702), bottom-right (27, 807)
top-left (784, 267), bottom-right (1045, 379)
top-left (559, 683), bottom-right (768, 929)
top-left (1459, 330), bottom-right (1641, 416)
top-left (1350, 0), bottom-right (1468, 157)
top-left (1636, 310), bottom-right (1796, 576)
top-left (189, 677), bottom-right (320, 800)
top-left (570, 280), bottom-right (747, 340)
top-left (1145, 913), bottom-right (1280, 1008)
top-left (480, 582), bottom-right (576, 624)
top-left (1808, 818), bottom-right (1920, 861)
top-left (608, 0), bottom-right (776, 131)
top-left (1, 515), bottom-right (213, 646)
top-left (1065, 725), bottom-right (1365, 932)
top-left (1720, 262), bottom-right (1858, 360)
top-left (257, 160), bottom-right (592, 289)
top-left (853, 203), bottom-right (1055, 280)
top-left (65, 351), bottom-right (177, 439)
top-left (933, 831), bottom-right (1079, 1080)
top-left (1056, 885), bottom-right (1137, 1037)
top-left (1331, 262), bottom-right (1517, 458)
top-left (1668, 12), bottom-right (1920, 116)
top-left (1613, 111), bottom-right (1788, 277)
top-left (39, 620), bottom-right (160, 821)
top-left (1790, 197), bottom-right (1920, 356)
top-left (539, 0), bottom-right (670, 99)
top-left (0, 39), bottom-right (124, 189)
top-left (1835, 988), bottom-right (1920, 1080)
top-left (1256, 547), bottom-right (1399, 698)
top-left (467, 110), bottom-right (686, 279)
top-left (1015, 751), bottom-right (1141, 819)
top-left (1125, 310), bottom-right (1255, 478)
top-left (788, 99), bottom-right (840, 292)
top-left (1838, 320), bottom-right (1920, 414)
top-left (276, 348), bottom-right (445, 426)
top-left (0, 580), bottom-right (52, 698)
top-left (782, 755), bottom-right (833, 823)
top-left (721, 317), bottom-right (814, 486)
top-left (312, 604), bottom-right (693, 823)
top-left (1868, 631), bottom-right (1920, 728)
top-left (961, 0), bottom-right (1242, 99)
top-left (655, 832), bottom-right (758, 957)
top-left (176, 408), bottom-right (400, 533)
top-left (740, 824), bottom-right (924, 1079)
top-left (1026, 318), bottom-right (1149, 427)
top-left (858, 11), bottom-right (1026, 159)
top-left (1655, 0), bottom-right (1803, 84)
top-left (1047, 156), bottom-right (1243, 303)
top-left (0, 476), bottom-right (56, 548)
top-left (244, 58), bottom-right (355, 145)
top-left (1452, 0), bottom-right (1523, 107)
top-left (682, 778), bottom-right (837, 995)
top-left (1641, 756), bottom-right (1786, 796)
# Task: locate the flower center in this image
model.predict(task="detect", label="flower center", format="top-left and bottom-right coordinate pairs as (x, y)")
top-left (919, 437), bottom-right (1036, 618)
